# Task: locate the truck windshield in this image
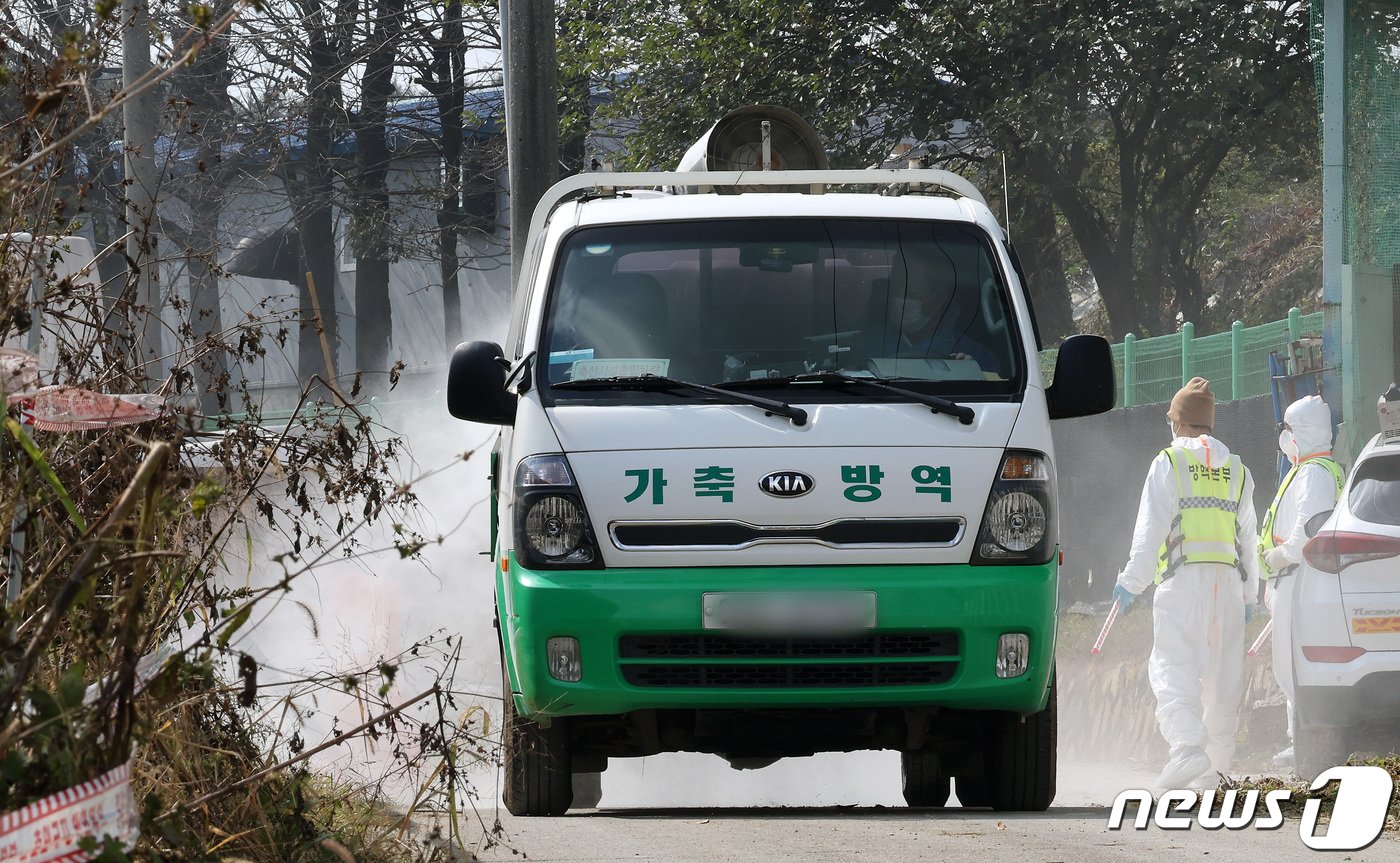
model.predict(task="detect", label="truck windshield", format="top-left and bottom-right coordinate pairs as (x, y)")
top-left (540, 218), bottom-right (1023, 400)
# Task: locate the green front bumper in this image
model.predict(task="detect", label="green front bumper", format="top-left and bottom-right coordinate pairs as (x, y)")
top-left (499, 556), bottom-right (1057, 719)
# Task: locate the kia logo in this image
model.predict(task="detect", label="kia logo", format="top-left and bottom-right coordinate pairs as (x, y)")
top-left (759, 470), bottom-right (814, 498)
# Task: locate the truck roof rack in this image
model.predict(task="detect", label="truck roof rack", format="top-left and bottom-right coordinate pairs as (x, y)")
top-left (519, 168), bottom-right (989, 291)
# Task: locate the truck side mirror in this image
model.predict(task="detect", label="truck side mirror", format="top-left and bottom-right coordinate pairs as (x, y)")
top-left (447, 340), bottom-right (516, 425)
top-left (1047, 334), bottom-right (1116, 420)
top-left (1304, 510), bottom-right (1334, 539)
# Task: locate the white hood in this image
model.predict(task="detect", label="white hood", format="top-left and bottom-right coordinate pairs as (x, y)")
top-left (1284, 395), bottom-right (1333, 459)
top-left (1171, 432), bottom-right (1235, 467)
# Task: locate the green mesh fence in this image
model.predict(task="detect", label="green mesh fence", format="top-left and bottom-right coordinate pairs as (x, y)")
top-left (1041, 310), bottom-right (1321, 409)
top-left (1320, 0), bottom-right (1400, 272)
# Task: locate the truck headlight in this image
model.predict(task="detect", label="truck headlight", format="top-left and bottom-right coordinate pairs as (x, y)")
top-left (972, 451), bottom-right (1056, 565)
top-left (514, 455), bottom-right (604, 569)
top-left (525, 496), bottom-right (586, 557)
top-left (985, 492), bottom-right (1046, 552)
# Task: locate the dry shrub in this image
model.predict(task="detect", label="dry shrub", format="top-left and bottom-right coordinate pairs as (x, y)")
top-left (0, 16), bottom-right (488, 858)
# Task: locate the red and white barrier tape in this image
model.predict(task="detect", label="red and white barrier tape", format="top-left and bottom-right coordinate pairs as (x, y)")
top-left (15, 387), bottom-right (163, 432)
top-left (0, 761), bottom-right (138, 863)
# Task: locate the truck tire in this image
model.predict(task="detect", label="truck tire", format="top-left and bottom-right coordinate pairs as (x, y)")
top-left (982, 673), bottom-right (1057, 812)
top-left (572, 772), bottom-right (603, 809)
top-left (955, 776), bottom-right (989, 808)
top-left (501, 661), bottom-right (573, 816)
top-left (1292, 705), bottom-right (1350, 782)
top-left (901, 752), bottom-right (951, 807)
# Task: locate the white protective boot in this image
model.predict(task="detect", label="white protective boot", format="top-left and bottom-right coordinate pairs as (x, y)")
top-left (1157, 746), bottom-right (1212, 788)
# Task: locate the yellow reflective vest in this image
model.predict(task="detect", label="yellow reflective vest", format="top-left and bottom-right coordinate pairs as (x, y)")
top-left (1257, 455), bottom-right (1345, 579)
top-left (1155, 447), bottom-right (1247, 583)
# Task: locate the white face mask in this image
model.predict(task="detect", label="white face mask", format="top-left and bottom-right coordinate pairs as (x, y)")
top-left (1168, 420), bottom-right (1178, 440)
top-left (892, 298), bottom-right (931, 332)
top-left (1279, 428), bottom-right (1299, 462)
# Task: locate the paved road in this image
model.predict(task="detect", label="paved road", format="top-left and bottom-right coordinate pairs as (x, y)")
top-left (460, 757), bottom-right (1398, 862)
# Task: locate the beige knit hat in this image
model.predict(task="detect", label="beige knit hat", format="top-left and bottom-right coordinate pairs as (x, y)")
top-left (1168, 376), bottom-right (1215, 430)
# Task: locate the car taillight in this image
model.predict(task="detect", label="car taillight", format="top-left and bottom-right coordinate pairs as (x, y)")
top-left (1301, 530), bottom-right (1400, 574)
top-left (1301, 645), bottom-right (1366, 663)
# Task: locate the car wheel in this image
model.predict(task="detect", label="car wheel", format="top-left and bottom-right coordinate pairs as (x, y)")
top-left (572, 772), bottom-right (603, 809)
top-left (901, 752), bottom-right (951, 807)
top-left (1292, 704), bottom-right (1351, 782)
top-left (955, 775), bottom-right (989, 808)
top-left (501, 656), bottom-right (573, 816)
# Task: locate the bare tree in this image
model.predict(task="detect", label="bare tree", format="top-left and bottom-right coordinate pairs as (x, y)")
top-left (429, 0), bottom-right (468, 350)
top-left (122, 0), bottom-right (163, 372)
top-left (350, 0), bottom-right (406, 391)
top-left (170, 0), bottom-right (236, 413)
top-left (406, 0), bottom-right (506, 351)
top-left (291, 0), bottom-right (354, 384)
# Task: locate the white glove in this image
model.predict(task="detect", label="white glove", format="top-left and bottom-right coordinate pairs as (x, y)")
top-left (1264, 546), bottom-right (1291, 573)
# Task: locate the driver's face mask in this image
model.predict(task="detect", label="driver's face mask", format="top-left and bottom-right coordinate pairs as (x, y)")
top-left (891, 297), bottom-right (932, 332)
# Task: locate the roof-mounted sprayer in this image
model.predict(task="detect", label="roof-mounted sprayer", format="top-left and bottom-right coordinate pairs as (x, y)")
top-left (675, 104), bottom-right (829, 173)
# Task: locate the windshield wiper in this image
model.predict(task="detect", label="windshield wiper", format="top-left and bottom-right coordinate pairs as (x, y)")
top-left (553, 374), bottom-right (808, 426)
top-left (719, 371), bottom-right (975, 425)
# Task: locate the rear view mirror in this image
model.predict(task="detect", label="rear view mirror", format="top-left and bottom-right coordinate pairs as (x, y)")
top-left (739, 242), bottom-right (819, 271)
top-left (1304, 509), bottom-right (1334, 539)
top-left (1047, 335), bottom-right (1116, 420)
top-left (447, 340), bottom-right (516, 425)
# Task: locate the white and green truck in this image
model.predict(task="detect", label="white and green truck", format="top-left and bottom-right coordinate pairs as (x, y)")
top-left (448, 108), bottom-right (1114, 815)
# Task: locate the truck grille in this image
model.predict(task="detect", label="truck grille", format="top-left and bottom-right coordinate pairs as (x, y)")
top-left (610, 518), bottom-right (964, 549)
top-left (620, 662), bottom-right (956, 688)
top-left (619, 632), bottom-right (958, 659)
top-left (618, 633), bottom-right (960, 689)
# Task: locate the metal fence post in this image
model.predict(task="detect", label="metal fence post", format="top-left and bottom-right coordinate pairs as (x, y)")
top-left (1231, 320), bottom-right (1244, 401)
top-left (1181, 321), bottom-right (1195, 385)
top-left (1288, 306), bottom-right (1302, 345)
top-left (1123, 332), bottom-right (1137, 408)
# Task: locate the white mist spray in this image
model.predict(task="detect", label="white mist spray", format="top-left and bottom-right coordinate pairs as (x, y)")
top-left (220, 389), bottom-right (502, 805)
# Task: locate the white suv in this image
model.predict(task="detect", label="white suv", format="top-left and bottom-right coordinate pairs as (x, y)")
top-left (1291, 432), bottom-right (1400, 778)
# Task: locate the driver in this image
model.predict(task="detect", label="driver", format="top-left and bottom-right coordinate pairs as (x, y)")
top-left (867, 246), bottom-right (1003, 376)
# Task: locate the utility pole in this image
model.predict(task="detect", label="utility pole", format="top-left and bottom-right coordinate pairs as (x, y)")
top-left (503, 0), bottom-right (558, 286)
top-left (122, 0), bottom-right (163, 376)
top-left (502, 0), bottom-right (599, 808)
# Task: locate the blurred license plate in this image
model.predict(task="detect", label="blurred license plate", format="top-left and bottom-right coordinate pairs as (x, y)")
top-left (701, 591), bottom-right (877, 632)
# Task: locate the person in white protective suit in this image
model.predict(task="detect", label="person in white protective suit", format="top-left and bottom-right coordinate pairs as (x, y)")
top-left (1258, 395), bottom-right (1344, 768)
top-left (1113, 377), bottom-right (1260, 788)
